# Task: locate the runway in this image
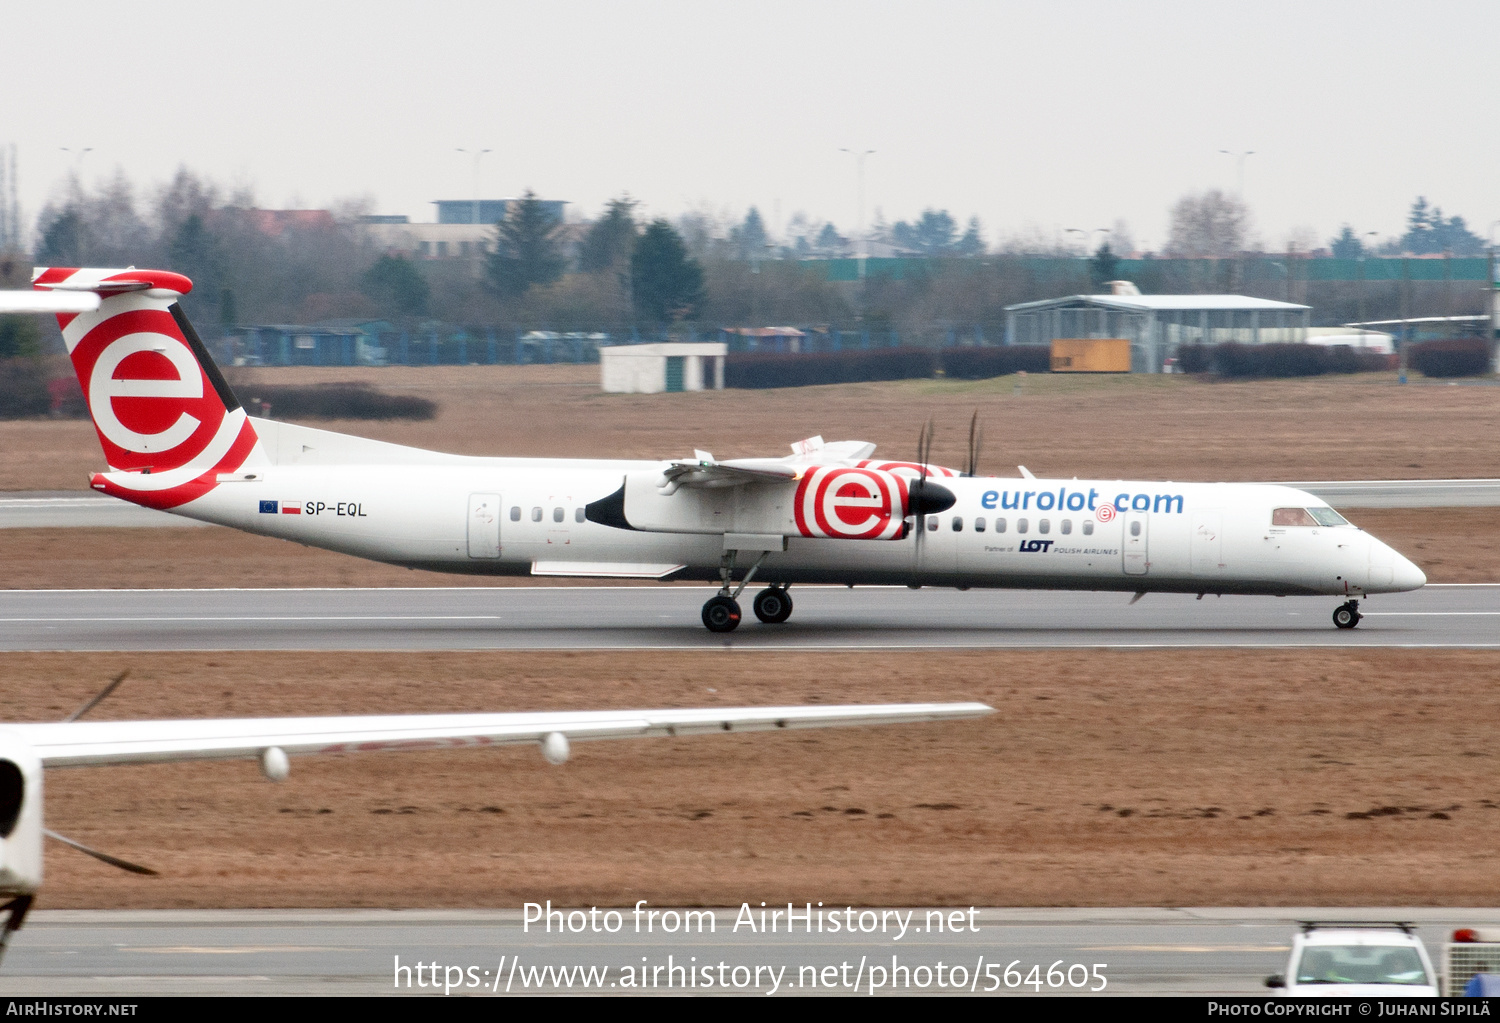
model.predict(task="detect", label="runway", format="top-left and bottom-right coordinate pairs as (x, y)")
top-left (1, 583), bottom-right (1497, 651)
top-left (1, 478), bottom-right (1498, 530)
top-left (0, 907), bottom-right (1491, 996)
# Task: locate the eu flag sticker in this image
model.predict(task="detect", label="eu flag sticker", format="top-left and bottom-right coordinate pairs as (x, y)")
top-left (259, 500), bottom-right (278, 514)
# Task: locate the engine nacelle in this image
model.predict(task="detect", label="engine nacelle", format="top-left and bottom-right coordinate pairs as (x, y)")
top-left (0, 736), bottom-right (43, 897)
top-left (612, 466), bottom-right (937, 541)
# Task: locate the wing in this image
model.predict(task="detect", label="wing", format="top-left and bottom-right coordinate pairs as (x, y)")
top-left (660, 458), bottom-right (801, 489)
top-left (5, 702), bottom-right (992, 768)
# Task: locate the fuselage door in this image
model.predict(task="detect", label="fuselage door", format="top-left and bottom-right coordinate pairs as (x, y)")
top-left (467, 493), bottom-right (502, 559)
top-left (1190, 510), bottom-right (1224, 576)
top-left (1122, 512), bottom-right (1149, 575)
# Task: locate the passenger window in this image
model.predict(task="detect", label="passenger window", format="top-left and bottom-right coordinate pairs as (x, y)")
top-left (1061, 519), bottom-right (1072, 535)
top-left (553, 507), bottom-right (564, 523)
top-left (951, 516), bottom-right (963, 532)
top-left (1130, 521), bottom-right (1141, 537)
top-left (974, 517), bottom-right (986, 533)
top-left (1272, 507), bottom-right (1319, 527)
top-left (1039, 519), bottom-right (1050, 534)
top-left (1082, 520), bottom-right (1094, 535)
top-left (531, 507), bottom-right (542, 522)
top-left (575, 507), bottom-right (586, 523)
top-left (995, 518), bottom-right (1006, 533)
top-left (509, 506), bottom-right (521, 522)
top-left (926, 516), bottom-right (938, 532)
top-left (1017, 518), bottom-right (1028, 534)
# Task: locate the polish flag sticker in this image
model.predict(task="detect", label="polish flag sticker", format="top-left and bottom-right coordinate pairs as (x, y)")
top-left (282, 502), bottom-right (302, 515)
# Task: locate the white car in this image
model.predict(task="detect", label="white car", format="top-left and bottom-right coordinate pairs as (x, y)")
top-left (1267, 922), bottom-right (1438, 997)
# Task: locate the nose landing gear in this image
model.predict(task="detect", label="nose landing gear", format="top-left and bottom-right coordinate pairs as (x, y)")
top-left (1332, 599), bottom-right (1362, 630)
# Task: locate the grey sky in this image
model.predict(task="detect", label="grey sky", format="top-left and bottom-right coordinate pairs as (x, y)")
top-left (5, 0), bottom-right (1497, 252)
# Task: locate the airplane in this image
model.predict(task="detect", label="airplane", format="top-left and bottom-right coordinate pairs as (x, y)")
top-left (0, 685), bottom-right (991, 958)
top-left (4, 267), bottom-right (1426, 633)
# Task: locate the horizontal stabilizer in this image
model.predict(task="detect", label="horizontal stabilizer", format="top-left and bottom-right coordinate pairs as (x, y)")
top-left (0, 291), bottom-right (100, 314)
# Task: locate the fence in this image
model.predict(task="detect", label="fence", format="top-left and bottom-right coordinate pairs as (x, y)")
top-left (226, 324), bottom-right (1006, 368)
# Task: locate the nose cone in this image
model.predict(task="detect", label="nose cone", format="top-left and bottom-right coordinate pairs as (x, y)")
top-left (1391, 551), bottom-right (1427, 591)
top-left (1369, 535), bottom-right (1426, 592)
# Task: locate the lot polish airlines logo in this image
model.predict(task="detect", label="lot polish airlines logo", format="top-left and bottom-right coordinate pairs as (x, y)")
top-left (794, 466), bottom-right (906, 540)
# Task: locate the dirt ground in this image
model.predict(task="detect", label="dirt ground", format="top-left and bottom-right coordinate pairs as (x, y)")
top-left (13, 648), bottom-right (1500, 909)
top-left (5, 365), bottom-right (1500, 491)
top-left (2, 506), bottom-right (1496, 589)
top-left (6, 369), bottom-right (1500, 910)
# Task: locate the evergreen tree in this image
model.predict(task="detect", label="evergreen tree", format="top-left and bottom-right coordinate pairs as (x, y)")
top-left (631, 220), bottom-right (704, 323)
top-left (955, 216), bottom-right (985, 256)
top-left (892, 209), bottom-right (959, 255)
top-left (168, 213), bottom-right (224, 322)
top-left (36, 209), bottom-right (84, 266)
top-left (1329, 225), bottom-right (1364, 259)
top-left (1089, 243), bottom-right (1120, 288)
top-left (359, 254), bottom-right (430, 317)
top-left (728, 207), bottom-right (769, 260)
top-left (579, 197), bottom-right (638, 273)
top-left (486, 190), bottom-right (565, 299)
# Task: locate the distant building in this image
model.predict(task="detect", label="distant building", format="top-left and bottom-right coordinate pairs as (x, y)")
top-left (246, 209), bottom-right (337, 237)
top-left (600, 342), bottom-right (727, 393)
top-left (1004, 282), bottom-right (1311, 372)
top-left (358, 198), bottom-right (569, 261)
top-left (433, 198), bottom-right (566, 225)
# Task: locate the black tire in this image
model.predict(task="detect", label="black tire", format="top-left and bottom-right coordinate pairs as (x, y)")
top-left (1332, 604), bottom-right (1360, 630)
top-left (702, 595), bottom-right (741, 633)
top-left (753, 587), bottom-right (793, 624)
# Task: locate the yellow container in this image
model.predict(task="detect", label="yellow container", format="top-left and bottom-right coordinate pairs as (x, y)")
top-left (1050, 338), bottom-right (1132, 373)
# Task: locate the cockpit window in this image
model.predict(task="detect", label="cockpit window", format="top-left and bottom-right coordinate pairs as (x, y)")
top-left (1272, 507), bottom-right (1319, 527)
top-left (1307, 507), bottom-right (1348, 527)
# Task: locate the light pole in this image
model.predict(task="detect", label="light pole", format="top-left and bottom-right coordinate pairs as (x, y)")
top-left (1359, 230), bottom-right (1379, 325)
top-left (455, 147), bottom-right (491, 225)
top-left (839, 148), bottom-right (875, 281)
top-left (1218, 149), bottom-right (1255, 196)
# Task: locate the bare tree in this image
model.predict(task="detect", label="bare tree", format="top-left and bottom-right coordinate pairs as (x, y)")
top-left (1166, 189), bottom-right (1249, 257)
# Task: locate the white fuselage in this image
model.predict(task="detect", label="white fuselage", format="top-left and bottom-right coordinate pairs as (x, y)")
top-left (161, 421), bottom-right (1425, 598)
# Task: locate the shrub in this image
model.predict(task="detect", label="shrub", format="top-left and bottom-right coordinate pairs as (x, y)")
top-left (1182, 342), bottom-right (1389, 378)
top-left (939, 345), bottom-right (1051, 379)
top-left (724, 347), bottom-right (938, 389)
top-left (1408, 338), bottom-right (1491, 378)
top-left (0, 360), bottom-right (53, 418)
top-left (244, 381), bottom-right (437, 420)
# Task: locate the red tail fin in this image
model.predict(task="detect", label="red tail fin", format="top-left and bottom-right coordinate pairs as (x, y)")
top-left (32, 267), bottom-right (263, 510)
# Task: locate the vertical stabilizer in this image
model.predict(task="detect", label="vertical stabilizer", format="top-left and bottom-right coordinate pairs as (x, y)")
top-left (32, 267), bottom-right (265, 510)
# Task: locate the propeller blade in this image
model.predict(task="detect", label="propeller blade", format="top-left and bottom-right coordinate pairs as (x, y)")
top-left (63, 669), bottom-right (130, 722)
top-left (966, 411), bottom-right (979, 477)
top-left (44, 830), bottom-right (158, 876)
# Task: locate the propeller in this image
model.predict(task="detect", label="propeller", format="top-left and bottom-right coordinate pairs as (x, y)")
top-left (964, 410), bottom-right (984, 477)
top-left (907, 420), bottom-right (956, 583)
top-left (44, 830), bottom-right (157, 876)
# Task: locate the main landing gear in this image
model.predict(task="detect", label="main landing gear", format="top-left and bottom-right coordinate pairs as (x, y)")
top-left (1332, 599), bottom-right (1362, 630)
top-left (753, 585), bottom-right (793, 624)
top-left (700, 549), bottom-right (792, 632)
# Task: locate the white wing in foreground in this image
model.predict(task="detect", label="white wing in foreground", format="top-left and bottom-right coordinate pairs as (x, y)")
top-left (4, 703), bottom-right (992, 768)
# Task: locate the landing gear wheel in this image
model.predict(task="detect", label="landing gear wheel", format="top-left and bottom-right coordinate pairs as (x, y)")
top-left (753, 587), bottom-right (793, 624)
top-left (702, 595), bottom-right (742, 633)
top-left (1332, 601), bottom-right (1361, 630)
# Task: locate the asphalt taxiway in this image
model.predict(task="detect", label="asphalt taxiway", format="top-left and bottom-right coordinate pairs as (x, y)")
top-left (0, 908), bottom-right (1492, 996)
top-left (1, 584), bottom-right (1496, 651)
